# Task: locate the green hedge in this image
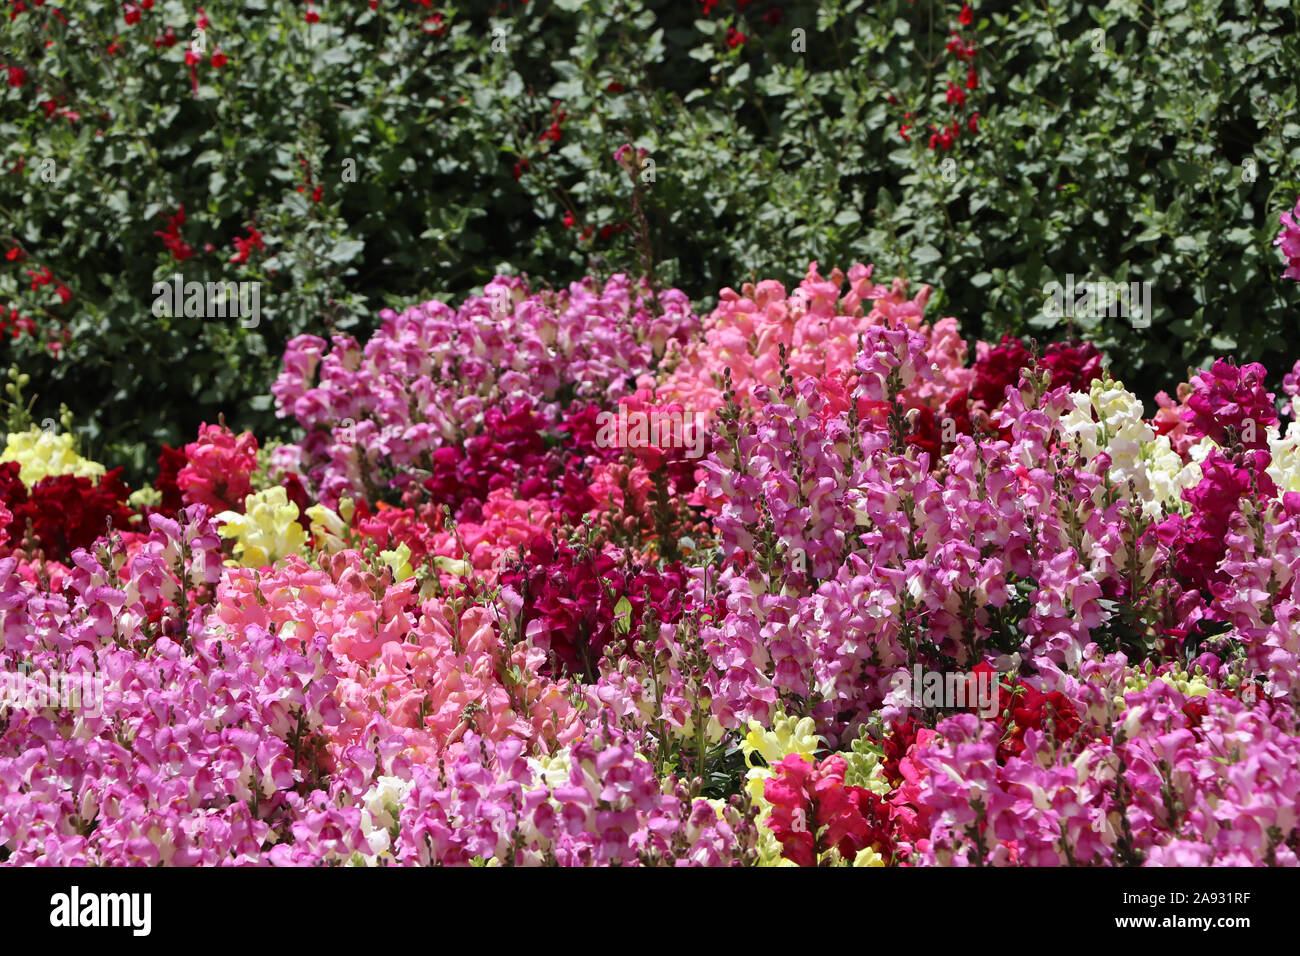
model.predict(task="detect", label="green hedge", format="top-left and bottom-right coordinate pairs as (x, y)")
top-left (1, 0), bottom-right (1297, 481)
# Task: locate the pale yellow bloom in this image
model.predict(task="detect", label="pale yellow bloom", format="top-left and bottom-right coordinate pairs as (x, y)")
top-left (743, 711), bottom-right (824, 866)
top-left (1, 426), bottom-right (105, 485)
top-left (852, 846), bottom-right (887, 867)
top-left (1267, 422), bottom-right (1300, 495)
top-left (379, 542), bottom-right (415, 582)
top-left (306, 501), bottom-right (349, 553)
top-left (127, 485), bottom-right (163, 510)
top-left (217, 486), bottom-right (309, 567)
top-left (741, 711), bottom-right (821, 769)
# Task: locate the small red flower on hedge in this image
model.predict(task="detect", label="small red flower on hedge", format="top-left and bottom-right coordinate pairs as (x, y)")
top-left (230, 226), bottom-right (265, 265)
top-left (726, 27), bottom-right (746, 48)
top-left (155, 206), bottom-right (194, 262)
top-left (124, 4), bottom-right (141, 26)
top-left (27, 266), bottom-right (52, 291)
top-left (958, 3), bottom-right (973, 26)
top-left (7, 66), bottom-right (26, 87)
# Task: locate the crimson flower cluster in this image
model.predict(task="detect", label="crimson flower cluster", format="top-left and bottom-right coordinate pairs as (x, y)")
top-left (0, 461), bottom-right (134, 561)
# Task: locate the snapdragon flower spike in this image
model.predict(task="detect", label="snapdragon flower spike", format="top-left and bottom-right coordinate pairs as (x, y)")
top-left (271, 273), bottom-right (699, 512)
top-left (1276, 194), bottom-right (1300, 280)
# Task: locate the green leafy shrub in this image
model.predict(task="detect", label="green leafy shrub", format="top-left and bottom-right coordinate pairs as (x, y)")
top-left (1, 0), bottom-right (1297, 480)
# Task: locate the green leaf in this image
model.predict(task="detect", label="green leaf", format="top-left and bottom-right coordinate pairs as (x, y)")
top-left (327, 239), bottom-right (365, 264)
top-left (613, 596), bottom-right (633, 635)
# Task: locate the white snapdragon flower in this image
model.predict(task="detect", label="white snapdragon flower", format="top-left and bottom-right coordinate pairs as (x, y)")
top-left (1266, 421), bottom-right (1300, 495)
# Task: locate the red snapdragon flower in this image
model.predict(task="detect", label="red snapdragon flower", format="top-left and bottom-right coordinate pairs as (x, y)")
top-left (764, 754), bottom-right (895, 866)
top-left (177, 421), bottom-right (259, 513)
top-left (1182, 358), bottom-right (1277, 450)
top-left (1040, 340), bottom-right (1104, 392)
top-left (154, 443), bottom-right (187, 514)
top-left (970, 334), bottom-right (1031, 409)
top-left (0, 463), bottom-right (136, 562)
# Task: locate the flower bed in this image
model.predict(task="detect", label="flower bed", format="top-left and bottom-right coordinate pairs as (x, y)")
top-left (1, 262), bottom-right (1299, 866)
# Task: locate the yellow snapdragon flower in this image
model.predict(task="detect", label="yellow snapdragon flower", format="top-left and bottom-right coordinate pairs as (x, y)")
top-left (741, 711), bottom-right (825, 866)
top-left (741, 711), bottom-right (821, 769)
top-left (1114, 666), bottom-right (1211, 710)
top-left (305, 498), bottom-right (355, 553)
top-left (1, 426), bottom-right (106, 486)
top-left (379, 542), bottom-right (415, 582)
top-left (217, 486), bottom-right (309, 567)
